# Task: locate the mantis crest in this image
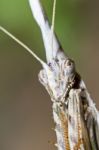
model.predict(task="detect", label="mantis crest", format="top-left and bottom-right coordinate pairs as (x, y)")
top-left (0, 0), bottom-right (99, 150)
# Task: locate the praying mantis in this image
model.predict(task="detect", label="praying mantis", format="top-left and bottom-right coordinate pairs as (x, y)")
top-left (0, 0), bottom-right (99, 150)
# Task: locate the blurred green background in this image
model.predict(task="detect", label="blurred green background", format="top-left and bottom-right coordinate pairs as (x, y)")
top-left (0, 0), bottom-right (99, 150)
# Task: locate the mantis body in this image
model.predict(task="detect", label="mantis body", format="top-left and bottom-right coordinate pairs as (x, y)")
top-left (0, 0), bottom-right (99, 150)
top-left (29, 0), bottom-right (99, 149)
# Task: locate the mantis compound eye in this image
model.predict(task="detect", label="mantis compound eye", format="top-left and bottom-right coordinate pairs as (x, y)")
top-left (66, 59), bottom-right (73, 66)
top-left (63, 59), bottom-right (75, 76)
top-left (64, 59), bottom-right (74, 67)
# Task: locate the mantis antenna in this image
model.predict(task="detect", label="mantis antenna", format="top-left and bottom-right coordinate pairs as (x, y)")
top-left (51, 0), bottom-right (57, 55)
top-left (0, 26), bottom-right (45, 66)
top-left (51, 0), bottom-right (57, 32)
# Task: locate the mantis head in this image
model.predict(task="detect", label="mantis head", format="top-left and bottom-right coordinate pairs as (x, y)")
top-left (29, 0), bottom-right (76, 102)
top-left (39, 57), bottom-right (76, 102)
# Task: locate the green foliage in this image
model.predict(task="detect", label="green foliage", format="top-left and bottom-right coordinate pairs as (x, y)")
top-left (0, 0), bottom-right (88, 60)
